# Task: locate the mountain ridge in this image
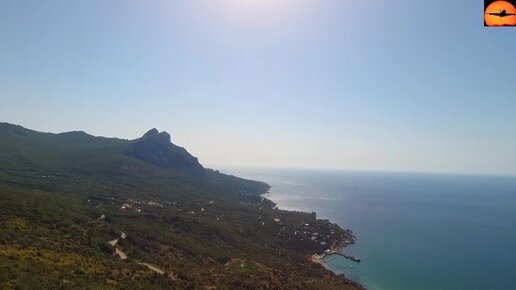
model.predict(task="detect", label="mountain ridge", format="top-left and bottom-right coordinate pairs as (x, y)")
top-left (0, 122), bottom-right (362, 290)
top-left (0, 123), bottom-right (204, 176)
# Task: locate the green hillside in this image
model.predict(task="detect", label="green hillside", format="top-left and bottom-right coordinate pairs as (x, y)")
top-left (0, 123), bottom-right (362, 290)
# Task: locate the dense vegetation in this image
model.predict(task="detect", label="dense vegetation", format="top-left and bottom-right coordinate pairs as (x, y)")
top-left (0, 123), bottom-right (363, 289)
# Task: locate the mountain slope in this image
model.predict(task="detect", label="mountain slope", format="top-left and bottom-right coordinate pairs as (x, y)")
top-left (0, 123), bottom-right (200, 175)
top-left (0, 123), bottom-right (363, 290)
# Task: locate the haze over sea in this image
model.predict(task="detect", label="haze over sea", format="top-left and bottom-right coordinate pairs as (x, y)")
top-left (222, 167), bottom-right (516, 290)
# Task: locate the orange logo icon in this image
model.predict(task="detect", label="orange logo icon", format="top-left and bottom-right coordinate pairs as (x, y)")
top-left (485, 0), bottom-right (516, 26)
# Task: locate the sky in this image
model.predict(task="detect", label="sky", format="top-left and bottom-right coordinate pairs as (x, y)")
top-left (1, 0), bottom-right (515, 175)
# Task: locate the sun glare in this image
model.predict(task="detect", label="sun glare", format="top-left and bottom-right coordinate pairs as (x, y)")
top-left (203, 0), bottom-right (312, 31)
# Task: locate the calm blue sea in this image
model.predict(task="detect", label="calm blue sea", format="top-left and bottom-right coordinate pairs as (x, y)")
top-left (222, 167), bottom-right (516, 290)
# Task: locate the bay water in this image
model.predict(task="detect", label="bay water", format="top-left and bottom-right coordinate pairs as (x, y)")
top-left (222, 167), bottom-right (516, 290)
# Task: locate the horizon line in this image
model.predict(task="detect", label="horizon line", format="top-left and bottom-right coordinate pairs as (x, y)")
top-left (208, 163), bottom-right (516, 179)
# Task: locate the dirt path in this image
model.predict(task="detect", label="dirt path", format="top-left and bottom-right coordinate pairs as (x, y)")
top-left (108, 238), bottom-right (119, 247)
top-left (107, 232), bottom-right (174, 279)
top-left (115, 247), bottom-right (128, 260)
top-left (138, 262), bottom-right (165, 275)
top-left (108, 232), bottom-right (127, 259)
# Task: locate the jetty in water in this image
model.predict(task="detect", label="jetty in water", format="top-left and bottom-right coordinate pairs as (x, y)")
top-left (319, 250), bottom-right (361, 263)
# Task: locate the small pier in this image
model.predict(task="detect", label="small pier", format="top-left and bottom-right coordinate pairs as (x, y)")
top-left (320, 250), bottom-right (361, 263)
top-left (342, 253), bottom-right (361, 262)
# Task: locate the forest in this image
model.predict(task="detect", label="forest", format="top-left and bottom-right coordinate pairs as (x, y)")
top-left (0, 123), bottom-right (363, 289)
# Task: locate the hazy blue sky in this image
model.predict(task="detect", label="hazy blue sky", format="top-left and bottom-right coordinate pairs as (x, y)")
top-left (1, 0), bottom-right (515, 175)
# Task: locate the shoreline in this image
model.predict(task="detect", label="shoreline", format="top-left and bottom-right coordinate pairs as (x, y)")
top-left (259, 191), bottom-right (365, 289)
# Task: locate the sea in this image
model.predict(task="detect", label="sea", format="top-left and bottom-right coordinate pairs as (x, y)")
top-left (221, 167), bottom-right (516, 290)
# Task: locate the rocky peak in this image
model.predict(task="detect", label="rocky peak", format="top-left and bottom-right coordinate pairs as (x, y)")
top-left (125, 128), bottom-right (204, 176)
top-left (142, 128), bottom-right (171, 144)
top-left (143, 128), bottom-right (159, 136)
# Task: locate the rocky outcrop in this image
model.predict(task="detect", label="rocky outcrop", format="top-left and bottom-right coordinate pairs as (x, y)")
top-left (124, 128), bottom-right (205, 176)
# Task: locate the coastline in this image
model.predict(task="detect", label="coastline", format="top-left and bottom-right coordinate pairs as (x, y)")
top-left (259, 191), bottom-right (365, 289)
